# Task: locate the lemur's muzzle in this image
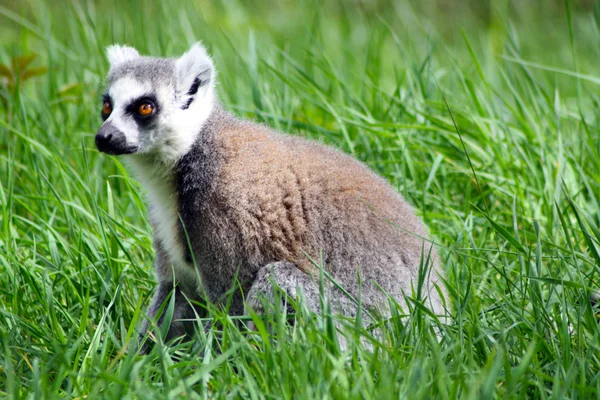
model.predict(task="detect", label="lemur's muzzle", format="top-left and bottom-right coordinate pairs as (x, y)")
top-left (95, 122), bottom-right (138, 155)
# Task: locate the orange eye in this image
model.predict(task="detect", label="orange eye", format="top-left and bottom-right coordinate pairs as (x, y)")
top-left (102, 101), bottom-right (112, 115)
top-left (138, 103), bottom-right (154, 116)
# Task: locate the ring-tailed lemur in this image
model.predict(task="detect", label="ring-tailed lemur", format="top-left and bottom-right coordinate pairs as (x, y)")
top-left (96, 43), bottom-right (448, 350)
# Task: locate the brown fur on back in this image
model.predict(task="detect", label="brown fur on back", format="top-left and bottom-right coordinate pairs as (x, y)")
top-left (172, 107), bottom-right (445, 316)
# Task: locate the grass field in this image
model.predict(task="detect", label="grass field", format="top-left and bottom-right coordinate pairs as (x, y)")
top-left (1, 0), bottom-right (600, 398)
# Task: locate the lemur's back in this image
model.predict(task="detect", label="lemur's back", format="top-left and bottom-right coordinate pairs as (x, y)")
top-left (186, 107), bottom-right (445, 316)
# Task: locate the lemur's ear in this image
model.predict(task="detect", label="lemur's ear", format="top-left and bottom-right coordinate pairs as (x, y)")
top-left (175, 42), bottom-right (215, 110)
top-left (106, 45), bottom-right (140, 67)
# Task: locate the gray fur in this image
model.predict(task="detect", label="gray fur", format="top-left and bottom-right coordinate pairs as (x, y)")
top-left (246, 262), bottom-right (323, 315)
top-left (97, 44), bottom-right (448, 351)
top-left (108, 58), bottom-right (176, 87)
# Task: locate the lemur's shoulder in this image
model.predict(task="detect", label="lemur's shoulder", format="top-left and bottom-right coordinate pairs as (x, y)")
top-left (212, 110), bottom-right (354, 177)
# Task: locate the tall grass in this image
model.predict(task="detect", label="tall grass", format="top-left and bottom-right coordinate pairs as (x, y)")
top-left (0, 0), bottom-right (599, 397)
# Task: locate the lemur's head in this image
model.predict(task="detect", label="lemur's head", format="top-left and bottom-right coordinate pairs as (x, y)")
top-left (96, 43), bottom-right (215, 162)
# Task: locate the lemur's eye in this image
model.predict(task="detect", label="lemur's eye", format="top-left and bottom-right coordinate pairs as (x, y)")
top-left (102, 102), bottom-right (112, 116)
top-left (126, 97), bottom-right (157, 122)
top-left (138, 103), bottom-right (154, 116)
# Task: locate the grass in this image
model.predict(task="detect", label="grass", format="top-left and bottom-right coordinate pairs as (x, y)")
top-left (1, 0), bottom-right (600, 398)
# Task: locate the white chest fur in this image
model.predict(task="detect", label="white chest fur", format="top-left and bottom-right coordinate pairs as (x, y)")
top-left (128, 157), bottom-right (198, 286)
top-left (145, 178), bottom-right (185, 265)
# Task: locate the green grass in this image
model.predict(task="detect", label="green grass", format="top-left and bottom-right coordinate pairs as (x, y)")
top-left (1, 0), bottom-right (600, 398)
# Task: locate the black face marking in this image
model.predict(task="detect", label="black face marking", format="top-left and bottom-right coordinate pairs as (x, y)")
top-left (101, 94), bottom-right (112, 121)
top-left (180, 70), bottom-right (211, 110)
top-left (181, 97), bottom-right (194, 110)
top-left (125, 94), bottom-right (159, 126)
top-left (187, 77), bottom-right (202, 96)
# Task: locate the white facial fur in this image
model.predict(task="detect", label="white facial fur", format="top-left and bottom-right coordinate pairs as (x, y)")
top-left (103, 43), bottom-right (216, 165)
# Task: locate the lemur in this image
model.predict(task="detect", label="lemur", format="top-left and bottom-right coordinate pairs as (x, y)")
top-left (95, 43), bottom-right (448, 349)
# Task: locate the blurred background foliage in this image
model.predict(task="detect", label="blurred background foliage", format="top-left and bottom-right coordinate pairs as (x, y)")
top-left (1, 0), bottom-right (599, 92)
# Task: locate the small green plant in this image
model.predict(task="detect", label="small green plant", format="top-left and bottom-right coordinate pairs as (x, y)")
top-left (0, 54), bottom-right (47, 90)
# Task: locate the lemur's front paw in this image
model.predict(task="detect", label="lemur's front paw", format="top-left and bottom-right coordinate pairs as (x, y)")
top-left (134, 320), bottom-right (155, 355)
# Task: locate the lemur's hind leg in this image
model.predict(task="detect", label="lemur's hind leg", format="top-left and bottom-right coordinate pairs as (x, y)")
top-left (246, 262), bottom-right (323, 317)
top-left (246, 262), bottom-right (366, 351)
top-left (139, 283), bottom-right (204, 353)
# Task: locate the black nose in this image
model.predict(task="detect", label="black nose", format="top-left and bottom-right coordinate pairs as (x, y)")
top-left (95, 122), bottom-right (138, 155)
top-left (95, 131), bottom-right (113, 148)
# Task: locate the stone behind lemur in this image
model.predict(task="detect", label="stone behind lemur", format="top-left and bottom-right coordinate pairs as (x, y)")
top-left (95, 42), bottom-right (448, 349)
